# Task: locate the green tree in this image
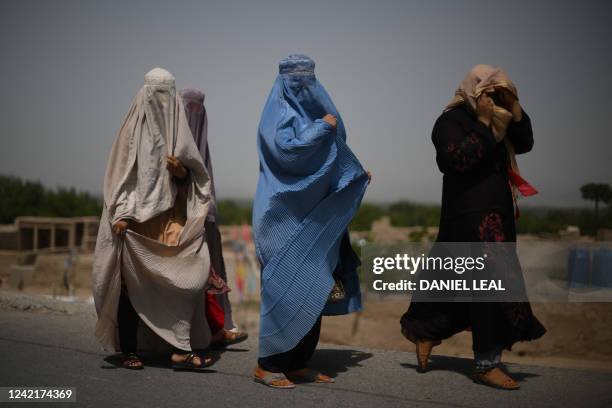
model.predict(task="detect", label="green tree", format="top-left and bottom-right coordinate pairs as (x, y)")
top-left (388, 201), bottom-right (440, 227)
top-left (580, 183), bottom-right (612, 223)
top-left (0, 175), bottom-right (101, 223)
top-left (350, 203), bottom-right (384, 231)
top-left (216, 200), bottom-right (252, 225)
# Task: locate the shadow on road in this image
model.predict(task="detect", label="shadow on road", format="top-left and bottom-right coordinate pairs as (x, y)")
top-left (100, 340), bottom-right (252, 372)
top-left (400, 355), bottom-right (541, 383)
top-left (102, 352), bottom-right (217, 373)
top-left (309, 348), bottom-right (373, 378)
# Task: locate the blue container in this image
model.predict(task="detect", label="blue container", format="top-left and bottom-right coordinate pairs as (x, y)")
top-left (592, 248), bottom-right (612, 288)
top-left (567, 248), bottom-right (590, 288)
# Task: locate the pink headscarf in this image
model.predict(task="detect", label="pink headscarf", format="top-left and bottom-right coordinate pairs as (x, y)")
top-left (445, 64), bottom-right (516, 142)
top-left (445, 65), bottom-right (537, 204)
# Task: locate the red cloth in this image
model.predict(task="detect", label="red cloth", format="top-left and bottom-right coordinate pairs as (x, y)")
top-left (508, 169), bottom-right (538, 197)
top-left (508, 168), bottom-right (538, 219)
top-left (205, 293), bottom-right (225, 335)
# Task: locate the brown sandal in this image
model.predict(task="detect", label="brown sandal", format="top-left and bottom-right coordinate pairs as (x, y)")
top-left (286, 368), bottom-right (334, 384)
top-left (121, 353), bottom-right (144, 370)
top-left (415, 339), bottom-right (441, 373)
top-left (474, 367), bottom-right (520, 390)
top-left (253, 366), bottom-right (296, 389)
top-left (211, 330), bottom-right (249, 349)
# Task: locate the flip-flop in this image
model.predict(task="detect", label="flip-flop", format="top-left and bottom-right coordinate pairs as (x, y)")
top-left (253, 368), bottom-right (296, 389)
top-left (171, 353), bottom-right (213, 371)
top-left (286, 368), bottom-right (335, 384)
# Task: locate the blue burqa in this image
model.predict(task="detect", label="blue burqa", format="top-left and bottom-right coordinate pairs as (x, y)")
top-left (253, 55), bottom-right (369, 357)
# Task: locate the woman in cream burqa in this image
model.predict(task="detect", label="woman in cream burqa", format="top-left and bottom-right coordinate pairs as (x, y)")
top-left (400, 65), bottom-right (545, 389)
top-left (252, 55), bottom-right (370, 388)
top-left (93, 68), bottom-right (215, 370)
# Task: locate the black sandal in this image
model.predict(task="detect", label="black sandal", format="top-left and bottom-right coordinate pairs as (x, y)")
top-left (171, 352), bottom-right (213, 371)
top-left (121, 353), bottom-right (144, 370)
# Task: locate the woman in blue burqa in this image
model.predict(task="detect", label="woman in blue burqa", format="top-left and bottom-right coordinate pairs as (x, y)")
top-left (252, 55), bottom-right (370, 388)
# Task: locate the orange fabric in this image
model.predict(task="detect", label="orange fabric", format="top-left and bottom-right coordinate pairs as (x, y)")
top-left (128, 185), bottom-right (187, 246)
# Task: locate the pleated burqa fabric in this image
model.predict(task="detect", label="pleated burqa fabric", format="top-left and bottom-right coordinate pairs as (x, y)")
top-left (180, 88), bottom-right (236, 330)
top-left (253, 55), bottom-right (369, 358)
top-left (92, 68), bottom-right (213, 352)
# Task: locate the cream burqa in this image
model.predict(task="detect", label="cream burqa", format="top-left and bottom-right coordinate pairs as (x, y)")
top-left (93, 68), bottom-right (213, 352)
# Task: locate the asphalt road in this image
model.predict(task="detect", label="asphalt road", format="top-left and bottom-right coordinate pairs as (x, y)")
top-left (0, 296), bottom-right (611, 407)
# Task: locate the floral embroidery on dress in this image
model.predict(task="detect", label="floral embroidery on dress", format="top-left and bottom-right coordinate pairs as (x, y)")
top-left (478, 212), bottom-right (505, 242)
top-left (447, 133), bottom-right (484, 173)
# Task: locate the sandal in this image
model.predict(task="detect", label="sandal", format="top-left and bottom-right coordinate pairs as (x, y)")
top-left (211, 330), bottom-right (249, 349)
top-left (286, 368), bottom-right (334, 384)
top-left (474, 367), bottom-right (520, 390)
top-left (121, 353), bottom-right (144, 370)
top-left (253, 366), bottom-right (296, 389)
top-left (171, 352), bottom-right (213, 371)
top-left (415, 339), bottom-right (441, 373)
top-left (327, 278), bottom-right (346, 304)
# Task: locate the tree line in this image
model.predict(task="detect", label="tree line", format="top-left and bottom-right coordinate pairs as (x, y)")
top-left (0, 175), bottom-right (101, 224)
top-left (0, 175), bottom-right (254, 226)
top-left (1, 175), bottom-right (610, 235)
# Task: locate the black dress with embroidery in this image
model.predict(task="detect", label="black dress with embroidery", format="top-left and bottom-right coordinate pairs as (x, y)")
top-left (400, 106), bottom-right (545, 354)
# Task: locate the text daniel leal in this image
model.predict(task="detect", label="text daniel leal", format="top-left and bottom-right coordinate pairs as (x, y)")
top-left (372, 279), bottom-right (505, 291)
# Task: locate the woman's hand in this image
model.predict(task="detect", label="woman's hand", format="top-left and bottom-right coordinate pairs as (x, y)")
top-left (112, 220), bottom-right (128, 235)
top-left (367, 170), bottom-right (372, 184)
top-left (476, 93), bottom-right (495, 127)
top-left (322, 114), bottom-right (337, 128)
top-left (166, 156), bottom-right (188, 179)
top-left (497, 88), bottom-right (523, 121)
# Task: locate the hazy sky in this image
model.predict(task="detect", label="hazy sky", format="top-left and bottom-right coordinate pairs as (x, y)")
top-left (0, 0), bottom-right (610, 206)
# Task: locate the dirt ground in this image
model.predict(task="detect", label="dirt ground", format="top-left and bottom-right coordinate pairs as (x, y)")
top-left (320, 299), bottom-right (612, 372)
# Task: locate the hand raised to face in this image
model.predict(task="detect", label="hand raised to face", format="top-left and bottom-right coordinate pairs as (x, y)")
top-left (322, 114), bottom-right (337, 128)
top-left (476, 92), bottom-right (495, 127)
top-left (495, 88), bottom-right (523, 121)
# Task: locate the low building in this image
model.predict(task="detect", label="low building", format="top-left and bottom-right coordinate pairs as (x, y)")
top-left (14, 216), bottom-right (100, 253)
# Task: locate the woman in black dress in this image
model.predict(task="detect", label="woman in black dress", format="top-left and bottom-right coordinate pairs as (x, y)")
top-left (400, 65), bottom-right (545, 390)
